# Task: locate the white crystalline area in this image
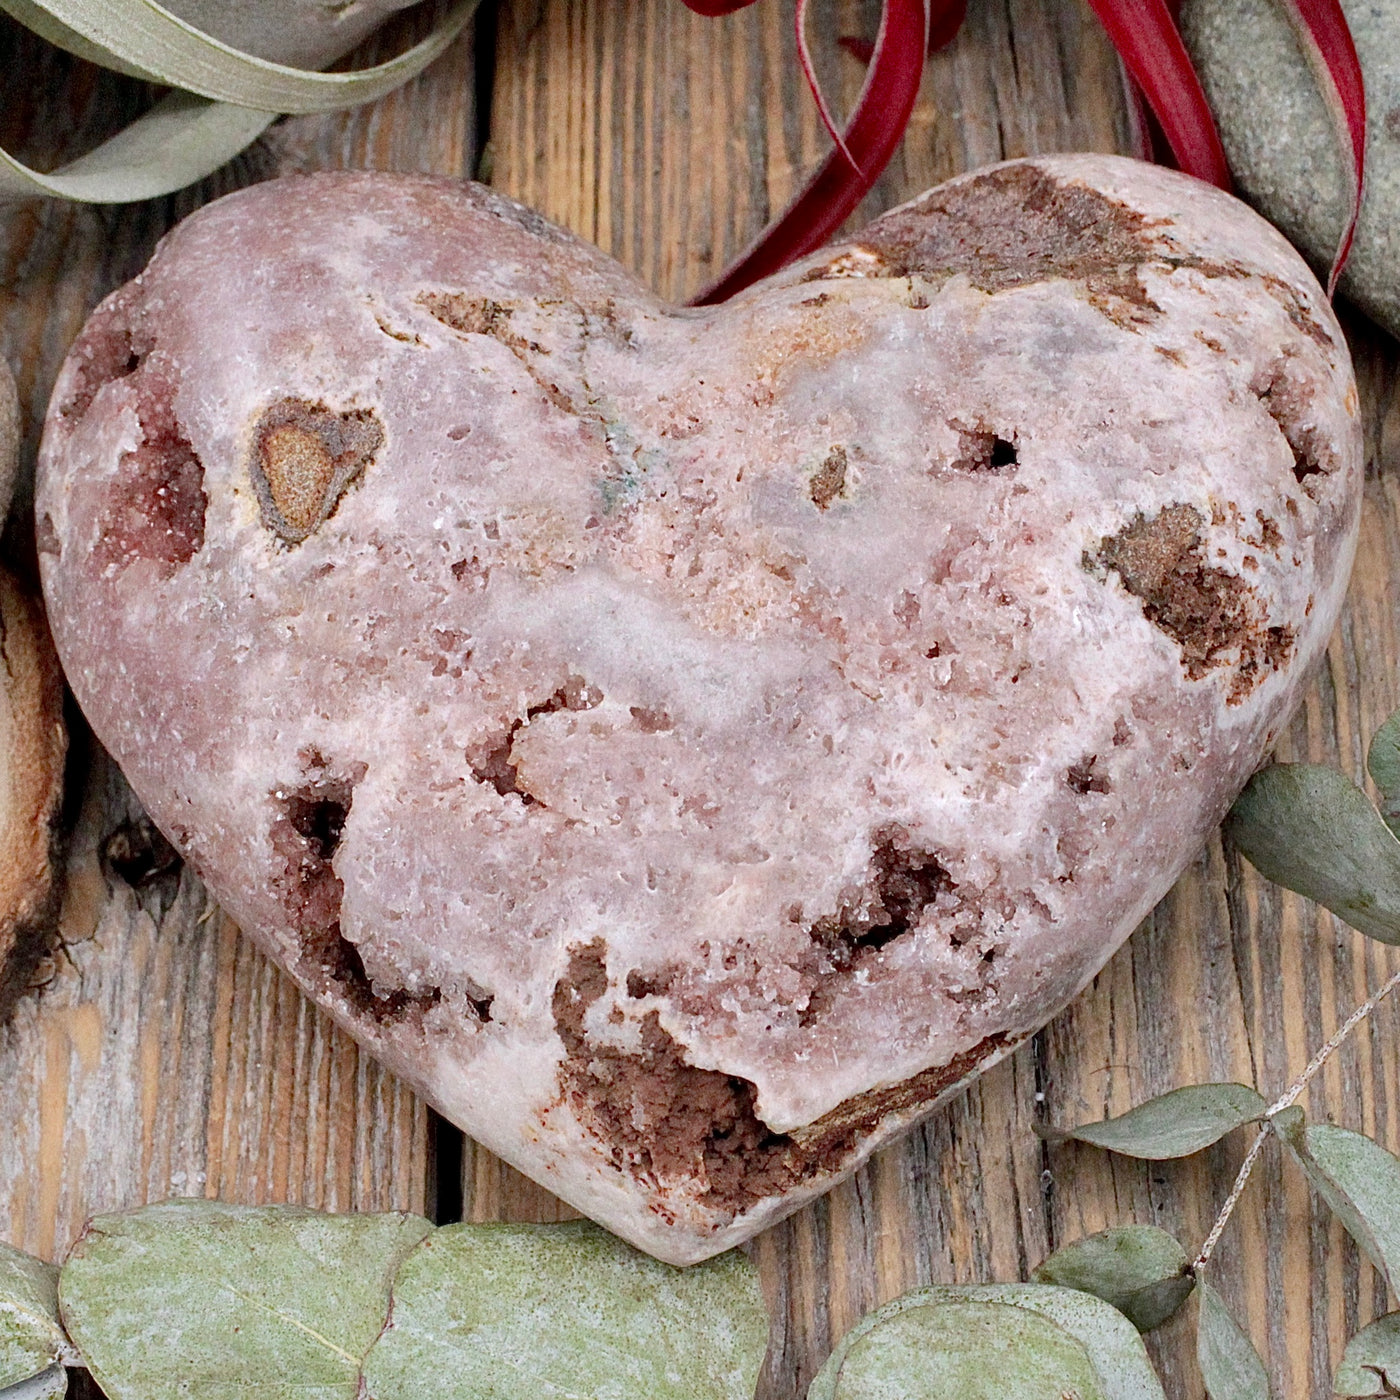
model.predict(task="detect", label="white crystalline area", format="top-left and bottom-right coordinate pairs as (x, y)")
top-left (37, 156), bottom-right (1361, 1262)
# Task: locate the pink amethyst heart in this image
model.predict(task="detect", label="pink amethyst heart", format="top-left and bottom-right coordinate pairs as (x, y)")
top-left (38, 155), bottom-right (1360, 1263)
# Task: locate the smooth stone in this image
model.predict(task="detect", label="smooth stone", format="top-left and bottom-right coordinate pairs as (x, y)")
top-left (1181, 0), bottom-right (1400, 339)
top-left (37, 156), bottom-right (1361, 1262)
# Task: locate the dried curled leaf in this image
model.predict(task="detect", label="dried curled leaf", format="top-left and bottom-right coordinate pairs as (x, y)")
top-left (1040, 1084), bottom-right (1266, 1159)
top-left (361, 1220), bottom-right (768, 1400)
top-left (0, 0), bottom-right (479, 202)
top-left (1224, 764), bottom-right (1400, 944)
top-left (1274, 1118), bottom-right (1400, 1290)
top-left (807, 1284), bottom-right (1166, 1400)
top-left (1334, 1311), bottom-right (1400, 1397)
top-left (0, 1244), bottom-right (69, 1391)
top-left (1197, 1282), bottom-right (1270, 1400)
top-left (58, 1201), bottom-right (432, 1400)
top-left (1032, 1226), bottom-right (1194, 1332)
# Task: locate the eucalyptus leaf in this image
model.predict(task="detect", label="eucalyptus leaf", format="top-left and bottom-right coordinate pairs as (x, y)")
top-left (0, 1243), bottom-right (69, 1390)
top-left (0, 1366), bottom-right (66, 1400)
top-left (1334, 1312), bottom-right (1400, 1396)
top-left (1197, 1283), bottom-right (1269, 1400)
top-left (59, 1200), bottom-right (432, 1400)
top-left (1368, 708), bottom-right (1400, 839)
top-left (1041, 1085), bottom-right (1266, 1159)
top-left (1032, 1226), bottom-right (1194, 1332)
top-left (807, 1284), bottom-right (1166, 1400)
top-left (1224, 764), bottom-right (1400, 944)
top-left (361, 1220), bottom-right (768, 1400)
top-left (1278, 1122), bottom-right (1400, 1290)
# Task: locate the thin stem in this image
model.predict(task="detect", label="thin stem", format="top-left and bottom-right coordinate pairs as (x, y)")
top-left (1191, 962), bottom-right (1400, 1273)
top-left (1193, 1126), bottom-right (1268, 1272)
top-left (1266, 964), bottom-right (1400, 1117)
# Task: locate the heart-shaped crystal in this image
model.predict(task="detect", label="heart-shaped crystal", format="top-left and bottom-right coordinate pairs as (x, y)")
top-left (38, 156), bottom-right (1360, 1262)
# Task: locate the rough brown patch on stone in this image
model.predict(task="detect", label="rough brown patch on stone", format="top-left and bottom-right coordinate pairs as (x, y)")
top-left (251, 399), bottom-right (383, 544)
top-left (809, 446), bottom-right (848, 509)
top-left (805, 165), bottom-right (1335, 349)
top-left (1251, 357), bottom-right (1332, 494)
top-left (1086, 503), bottom-right (1292, 699)
top-left (808, 830), bottom-right (951, 971)
top-left (97, 371), bottom-right (207, 572)
top-left (420, 292), bottom-right (522, 342)
top-left (273, 770), bottom-right (444, 1023)
top-left (552, 939), bottom-right (1005, 1221)
top-left (1066, 755), bottom-right (1111, 795)
top-left (420, 291), bottom-right (583, 416)
top-left (468, 677), bottom-right (601, 803)
top-left (56, 293), bottom-right (150, 424)
top-left (798, 831), bottom-right (960, 1023)
top-left (807, 165), bottom-right (1164, 328)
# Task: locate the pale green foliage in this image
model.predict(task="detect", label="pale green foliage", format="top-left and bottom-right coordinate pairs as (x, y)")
top-left (807, 1285), bottom-right (1165, 1400)
top-left (1275, 1121), bottom-right (1400, 1290)
top-left (0, 1243), bottom-right (68, 1391)
top-left (0, 0), bottom-right (478, 201)
top-left (1196, 1283), bottom-right (1269, 1400)
top-left (1033, 1226), bottom-right (1194, 1332)
top-left (1225, 764), bottom-right (1400, 943)
top-left (1334, 1311), bottom-right (1400, 1396)
top-left (1042, 1084), bottom-right (1266, 1159)
top-left (58, 1201), bottom-right (432, 1400)
top-left (361, 1220), bottom-right (768, 1400)
top-left (1368, 710), bottom-right (1400, 838)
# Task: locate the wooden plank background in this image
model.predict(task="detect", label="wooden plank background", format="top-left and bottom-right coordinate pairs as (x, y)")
top-left (2, 1), bottom-right (1398, 1396)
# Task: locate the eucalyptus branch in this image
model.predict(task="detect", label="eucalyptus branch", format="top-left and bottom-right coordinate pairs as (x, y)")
top-left (1192, 963), bottom-right (1400, 1273)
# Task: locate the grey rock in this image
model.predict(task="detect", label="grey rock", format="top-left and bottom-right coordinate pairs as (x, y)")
top-left (1181, 0), bottom-right (1400, 339)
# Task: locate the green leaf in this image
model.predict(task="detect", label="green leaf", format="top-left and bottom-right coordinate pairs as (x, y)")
top-left (807, 1284), bottom-right (1166, 1400)
top-left (59, 1200), bottom-right (432, 1400)
top-left (1032, 1226), bottom-right (1195, 1332)
top-left (1368, 709), bottom-right (1400, 839)
top-left (0, 92), bottom-right (275, 204)
top-left (0, 1242), bottom-right (69, 1390)
top-left (1277, 1122), bottom-right (1400, 1290)
top-left (1040, 1085), bottom-right (1267, 1159)
top-left (1224, 764), bottom-right (1400, 944)
top-left (0, 1366), bottom-right (67, 1400)
top-left (1334, 1312), bottom-right (1400, 1397)
top-left (0, 0), bottom-right (481, 204)
top-left (361, 1220), bottom-right (768, 1400)
top-left (0, 0), bottom-right (480, 114)
top-left (1197, 1283), bottom-right (1270, 1400)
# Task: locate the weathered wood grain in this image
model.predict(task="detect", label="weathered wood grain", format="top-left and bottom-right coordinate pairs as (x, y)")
top-left (485, 3), bottom-right (1400, 1398)
top-left (0, 6), bottom-right (485, 1262)
top-left (3, 4), bottom-right (1399, 1397)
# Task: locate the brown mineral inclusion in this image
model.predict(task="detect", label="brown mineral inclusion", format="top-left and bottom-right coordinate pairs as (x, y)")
top-left (38, 156), bottom-right (1361, 1263)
